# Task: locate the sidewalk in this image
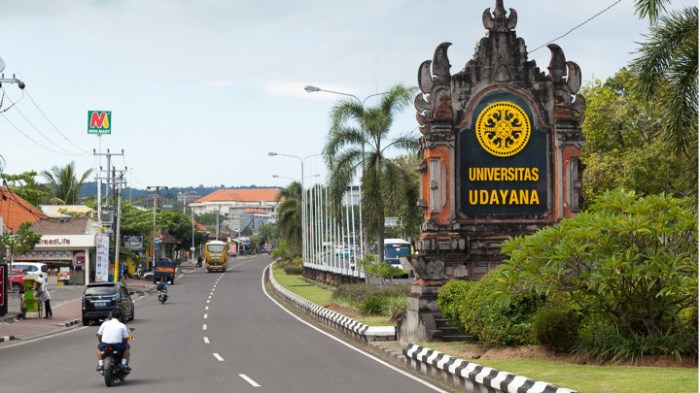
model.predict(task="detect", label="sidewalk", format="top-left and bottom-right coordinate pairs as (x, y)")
top-left (0, 276), bottom-right (157, 344)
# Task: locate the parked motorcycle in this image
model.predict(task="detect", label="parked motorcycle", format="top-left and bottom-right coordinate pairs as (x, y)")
top-left (158, 290), bottom-right (168, 304)
top-left (100, 328), bottom-right (134, 387)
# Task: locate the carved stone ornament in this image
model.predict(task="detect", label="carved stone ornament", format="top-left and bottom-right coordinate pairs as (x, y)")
top-left (415, 0), bottom-right (585, 142)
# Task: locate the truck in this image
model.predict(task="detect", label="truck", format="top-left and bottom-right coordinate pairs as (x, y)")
top-left (153, 258), bottom-right (176, 284)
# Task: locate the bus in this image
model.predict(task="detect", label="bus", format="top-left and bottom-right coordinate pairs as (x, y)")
top-left (384, 238), bottom-right (413, 275)
top-left (204, 240), bottom-right (229, 272)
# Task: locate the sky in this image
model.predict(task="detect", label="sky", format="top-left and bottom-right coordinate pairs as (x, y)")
top-left (0, 0), bottom-right (695, 191)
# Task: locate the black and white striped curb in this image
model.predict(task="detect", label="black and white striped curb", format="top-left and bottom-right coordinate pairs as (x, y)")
top-left (59, 319), bottom-right (81, 328)
top-left (267, 266), bottom-right (395, 342)
top-left (0, 335), bottom-right (15, 343)
top-left (404, 344), bottom-right (578, 393)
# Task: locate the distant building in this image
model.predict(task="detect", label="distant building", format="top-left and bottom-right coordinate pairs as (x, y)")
top-left (239, 208), bottom-right (275, 235)
top-left (190, 188), bottom-right (280, 233)
top-left (40, 204), bottom-right (95, 218)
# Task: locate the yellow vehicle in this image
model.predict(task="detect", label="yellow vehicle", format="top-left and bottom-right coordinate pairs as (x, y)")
top-left (204, 240), bottom-right (228, 272)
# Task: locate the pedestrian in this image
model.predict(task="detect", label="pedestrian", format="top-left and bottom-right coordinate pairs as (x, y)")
top-left (38, 282), bottom-right (52, 319)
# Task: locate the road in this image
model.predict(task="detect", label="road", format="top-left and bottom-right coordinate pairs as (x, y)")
top-left (0, 254), bottom-right (448, 392)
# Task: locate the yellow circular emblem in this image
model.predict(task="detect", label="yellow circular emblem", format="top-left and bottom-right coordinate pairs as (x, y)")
top-left (475, 102), bottom-right (531, 157)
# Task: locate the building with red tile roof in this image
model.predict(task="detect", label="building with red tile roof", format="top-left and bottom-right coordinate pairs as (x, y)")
top-left (0, 187), bottom-right (46, 233)
top-left (190, 188), bottom-right (280, 233)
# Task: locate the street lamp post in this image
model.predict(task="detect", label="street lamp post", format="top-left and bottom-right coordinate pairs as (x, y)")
top-left (304, 85), bottom-right (393, 261)
top-left (268, 152), bottom-right (321, 265)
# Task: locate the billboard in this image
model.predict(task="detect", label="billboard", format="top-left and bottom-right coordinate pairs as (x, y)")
top-left (87, 110), bottom-right (111, 135)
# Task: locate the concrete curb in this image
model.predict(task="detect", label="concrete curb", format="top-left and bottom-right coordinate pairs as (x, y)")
top-left (404, 344), bottom-right (578, 393)
top-left (267, 265), bottom-right (395, 342)
top-left (60, 319), bottom-right (81, 328)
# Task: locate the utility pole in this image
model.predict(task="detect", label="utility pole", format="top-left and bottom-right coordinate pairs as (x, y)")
top-left (147, 185), bottom-right (168, 269)
top-left (93, 149), bottom-right (124, 224)
top-left (113, 169), bottom-right (127, 282)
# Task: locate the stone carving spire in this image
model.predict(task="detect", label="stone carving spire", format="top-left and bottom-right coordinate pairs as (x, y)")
top-left (482, 0), bottom-right (517, 32)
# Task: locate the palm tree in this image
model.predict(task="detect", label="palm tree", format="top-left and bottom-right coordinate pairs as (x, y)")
top-left (323, 83), bottom-right (418, 264)
top-left (41, 161), bottom-right (93, 205)
top-left (631, 2), bottom-right (698, 201)
top-left (276, 181), bottom-right (303, 256)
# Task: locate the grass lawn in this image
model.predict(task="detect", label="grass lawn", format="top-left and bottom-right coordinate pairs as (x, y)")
top-left (272, 267), bottom-right (698, 393)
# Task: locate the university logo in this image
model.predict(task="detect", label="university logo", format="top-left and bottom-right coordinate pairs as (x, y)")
top-left (475, 102), bottom-right (530, 157)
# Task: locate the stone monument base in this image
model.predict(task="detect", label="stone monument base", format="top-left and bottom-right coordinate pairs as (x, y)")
top-left (397, 282), bottom-right (444, 346)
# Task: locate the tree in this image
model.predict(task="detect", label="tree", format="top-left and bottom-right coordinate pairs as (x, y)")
top-left (41, 161), bottom-right (93, 205)
top-left (158, 209), bottom-right (192, 250)
top-left (386, 154), bottom-right (422, 241)
top-left (0, 222), bottom-right (42, 263)
top-left (580, 70), bottom-right (685, 198)
top-left (499, 190), bottom-right (698, 357)
top-left (630, 3), bottom-right (698, 201)
top-left (1, 171), bottom-right (48, 207)
top-left (275, 181), bottom-right (302, 256)
top-left (323, 83), bottom-right (418, 263)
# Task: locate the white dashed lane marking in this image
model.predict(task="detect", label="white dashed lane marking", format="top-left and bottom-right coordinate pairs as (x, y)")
top-left (239, 374), bottom-right (261, 387)
top-left (213, 353), bottom-right (224, 361)
top-left (203, 337), bottom-right (210, 344)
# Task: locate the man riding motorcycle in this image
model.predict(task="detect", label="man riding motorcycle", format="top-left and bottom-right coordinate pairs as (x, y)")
top-left (96, 312), bottom-right (132, 373)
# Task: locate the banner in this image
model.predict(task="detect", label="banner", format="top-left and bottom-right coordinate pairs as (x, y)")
top-left (95, 234), bottom-right (110, 282)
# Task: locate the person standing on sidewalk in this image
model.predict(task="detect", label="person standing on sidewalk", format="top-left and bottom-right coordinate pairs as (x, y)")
top-left (38, 282), bottom-right (53, 319)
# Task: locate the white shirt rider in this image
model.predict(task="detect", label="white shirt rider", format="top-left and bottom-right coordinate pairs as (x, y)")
top-left (98, 318), bottom-right (128, 344)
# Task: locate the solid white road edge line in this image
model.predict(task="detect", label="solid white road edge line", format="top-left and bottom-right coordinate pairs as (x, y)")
top-left (239, 374), bottom-right (261, 387)
top-left (260, 263), bottom-right (450, 393)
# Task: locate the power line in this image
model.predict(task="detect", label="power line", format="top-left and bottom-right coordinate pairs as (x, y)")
top-left (1, 112), bottom-right (73, 156)
top-left (529, 0), bottom-right (624, 54)
top-left (24, 89), bottom-right (92, 154)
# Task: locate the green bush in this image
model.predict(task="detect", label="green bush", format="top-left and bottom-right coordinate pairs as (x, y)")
top-left (283, 265), bottom-right (304, 275)
top-left (575, 321), bottom-right (698, 363)
top-left (532, 305), bottom-right (580, 352)
top-left (458, 268), bottom-right (544, 347)
top-left (360, 295), bottom-right (386, 314)
top-left (437, 280), bottom-right (472, 328)
top-left (333, 283), bottom-right (408, 305)
top-left (333, 283), bottom-right (409, 317)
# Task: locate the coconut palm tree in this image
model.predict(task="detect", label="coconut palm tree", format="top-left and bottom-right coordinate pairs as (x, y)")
top-left (41, 161), bottom-right (93, 205)
top-left (631, 2), bottom-right (698, 201)
top-left (276, 181), bottom-right (303, 256)
top-left (323, 83), bottom-right (418, 264)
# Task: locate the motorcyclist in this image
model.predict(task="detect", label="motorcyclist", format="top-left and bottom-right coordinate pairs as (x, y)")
top-left (197, 256), bottom-right (203, 268)
top-left (157, 279), bottom-right (168, 293)
top-left (96, 312), bottom-right (131, 373)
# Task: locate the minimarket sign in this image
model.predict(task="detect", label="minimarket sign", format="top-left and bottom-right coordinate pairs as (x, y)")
top-left (87, 110), bottom-right (111, 135)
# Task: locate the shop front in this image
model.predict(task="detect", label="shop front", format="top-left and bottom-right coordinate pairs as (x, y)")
top-left (15, 235), bottom-right (95, 285)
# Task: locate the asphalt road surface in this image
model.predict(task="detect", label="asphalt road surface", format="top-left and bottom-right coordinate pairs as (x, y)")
top-left (0, 254), bottom-right (449, 393)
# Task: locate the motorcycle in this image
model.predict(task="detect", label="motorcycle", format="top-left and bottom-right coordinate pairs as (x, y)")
top-left (100, 328), bottom-right (134, 387)
top-left (158, 290), bottom-right (168, 304)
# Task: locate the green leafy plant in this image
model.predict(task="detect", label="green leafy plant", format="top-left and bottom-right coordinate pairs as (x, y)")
top-left (532, 304), bottom-right (580, 353)
top-left (437, 280), bottom-right (473, 328)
